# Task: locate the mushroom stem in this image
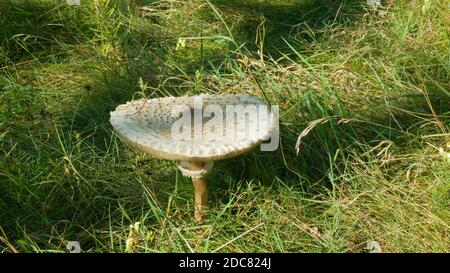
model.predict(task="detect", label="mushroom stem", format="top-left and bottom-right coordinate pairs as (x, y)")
top-left (192, 177), bottom-right (208, 223)
top-left (176, 160), bottom-right (212, 223)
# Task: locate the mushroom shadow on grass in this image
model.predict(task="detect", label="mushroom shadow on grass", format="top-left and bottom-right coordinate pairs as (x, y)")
top-left (110, 93), bottom-right (277, 223)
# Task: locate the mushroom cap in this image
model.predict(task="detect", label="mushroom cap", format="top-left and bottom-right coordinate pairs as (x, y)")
top-left (110, 93), bottom-right (276, 161)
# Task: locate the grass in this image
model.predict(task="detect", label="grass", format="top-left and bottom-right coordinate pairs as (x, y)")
top-left (0, 0), bottom-right (449, 253)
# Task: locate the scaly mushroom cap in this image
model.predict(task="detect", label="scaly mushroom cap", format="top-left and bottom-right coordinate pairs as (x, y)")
top-left (110, 93), bottom-right (276, 161)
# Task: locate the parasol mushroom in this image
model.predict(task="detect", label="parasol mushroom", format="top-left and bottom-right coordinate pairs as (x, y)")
top-left (110, 93), bottom-right (277, 223)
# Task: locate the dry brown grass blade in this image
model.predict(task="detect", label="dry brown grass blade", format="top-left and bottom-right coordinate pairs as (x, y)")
top-left (295, 116), bottom-right (336, 155)
top-left (0, 226), bottom-right (18, 253)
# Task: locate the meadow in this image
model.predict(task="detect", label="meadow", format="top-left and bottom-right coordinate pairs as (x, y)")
top-left (0, 0), bottom-right (449, 252)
